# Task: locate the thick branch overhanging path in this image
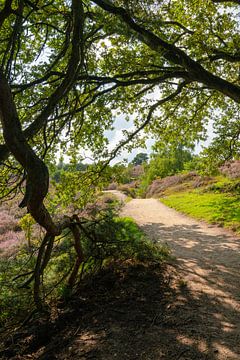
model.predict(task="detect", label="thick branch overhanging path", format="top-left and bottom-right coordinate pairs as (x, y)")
top-left (93, 0), bottom-right (240, 103)
top-left (121, 198), bottom-right (240, 359)
top-left (0, 0), bottom-right (86, 308)
top-left (0, 0), bottom-right (239, 309)
top-left (0, 0), bottom-right (239, 165)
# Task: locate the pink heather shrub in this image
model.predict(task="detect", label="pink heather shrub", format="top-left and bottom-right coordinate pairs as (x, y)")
top-left (0, 230), bottom-right (24, 256)
top-left (0, 210), bottom-right (19, 234)
top-left (0, 207), bottom-right (25, 257)
top-left (219, 160), bottom-right (240, 179)
top-left (129, 165), bottom-right (144, 179)
top-left (0, 194), bottom-right (25, 219)
top-left (146, 172), bottom-right (199, 197)
top-left (0, 230), bottom-right (20, 248)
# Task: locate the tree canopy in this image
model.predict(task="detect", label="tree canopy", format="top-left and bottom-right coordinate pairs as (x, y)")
top-left (0, 0), bottom-right (239, 307)
top-left (131, 153), bottom-right (149, 165)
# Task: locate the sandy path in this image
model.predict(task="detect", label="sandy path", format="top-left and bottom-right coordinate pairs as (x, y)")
top-left (121, 198), bottom-right (240, 360)
top-left (103, 190), bottom-right (128, 202)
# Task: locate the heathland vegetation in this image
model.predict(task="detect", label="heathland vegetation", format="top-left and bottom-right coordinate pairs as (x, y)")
top-left (107, 147), bottom-right (240, 233)
top-left (0, 0), bottom-right (239, 357)
top-left (1, 145), bottom-right (240, 327)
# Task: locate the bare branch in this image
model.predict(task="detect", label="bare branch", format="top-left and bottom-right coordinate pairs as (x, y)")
top-left (106, 81), bottom-right (189, 165)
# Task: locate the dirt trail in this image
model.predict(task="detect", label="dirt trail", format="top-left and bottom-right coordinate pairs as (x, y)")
top-left (103, 190), bottom-right (128, 202)
top-left (4, 197), bottom-right (240, 360)
top-left (121, 198), bottom-right (240, 360)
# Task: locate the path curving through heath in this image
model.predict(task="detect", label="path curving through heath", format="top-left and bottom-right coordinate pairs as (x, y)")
top-left (121, 198), bottom-right (240, 360)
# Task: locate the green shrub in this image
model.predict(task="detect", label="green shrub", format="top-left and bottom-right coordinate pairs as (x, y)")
top-left (0, 207), bottom-right (170, 325)
top-left (206, 178), bottom-right (240, 195)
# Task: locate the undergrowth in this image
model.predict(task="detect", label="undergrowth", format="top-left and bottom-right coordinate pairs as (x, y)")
top-left (0, 208), bottom-right (170, 328)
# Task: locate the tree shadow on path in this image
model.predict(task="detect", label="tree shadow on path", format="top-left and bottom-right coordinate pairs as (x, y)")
top-left (1, 223), bottom-right (240, 360)
top-left (139, 222), bottom-right (240, 359)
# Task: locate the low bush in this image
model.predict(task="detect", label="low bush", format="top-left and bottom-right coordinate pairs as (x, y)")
top-left (0, 205), bottom-right (170, 326)
top-left (219, 160), bottom-right (240, 179)
top-left (145, 172), bottom-right (199, 197)
top-left (207, 178), bottom-right (240, 195)
top-left (118, 181), bottom-right (138, 198)
top-left (0, 210), bottom-right (25, 257)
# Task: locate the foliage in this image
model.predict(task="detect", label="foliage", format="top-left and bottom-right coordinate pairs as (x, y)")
top-left (138, 144), bottom-right (194, 195)
top-left (0, 0), bottom-right (239, 310)
top-left (0, 203), bottom-right (170, 324)
top-left (207, 176), bottom-right (240, 195)
top-left (105, 162), bottom-right (133, 185)
top-left (49, 161), bottom-right (119, 213)
top-left (131, 153), bottom-right (148, 166)
top-left (51, 160), bottom-right (88, 183)
top-left (18, 214), bottom-right (35, 248)
top-left (0, 253), bottom-right (34, 326)
top-left (81, 214), bottom-right (169, 264)
top-left (105, 162), bottom-right (145, 187)
top-left (201, 101), bottom-right (240, 168)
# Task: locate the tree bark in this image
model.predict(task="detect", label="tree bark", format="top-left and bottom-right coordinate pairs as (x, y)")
top-left (0, 71), bottom-right (59, 234)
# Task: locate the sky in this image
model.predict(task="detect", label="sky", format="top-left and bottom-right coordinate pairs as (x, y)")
top-left (102, 113), bottom-right (214, 164)
top-left (75, 109), bottom-right (215, 165)
top-left (33, 20), bottom-right (216, 166)
top-left (104, 115), bottom-right (155, 164)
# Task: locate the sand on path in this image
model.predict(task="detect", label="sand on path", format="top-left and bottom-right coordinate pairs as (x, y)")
top-left (121, 198), bottom-right (240, 360)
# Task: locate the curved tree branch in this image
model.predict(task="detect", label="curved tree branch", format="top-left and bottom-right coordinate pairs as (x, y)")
top-left (209, 50), bottom-right (240, 63)
top-left (0, 0), bottom-right (85, 161)
top-left (92, 0), bottom-right (240, 103)
top-left (0, 0), bottom-right (13, 30)
top-left (0, 0), bottom-right (86, 309)
top-left (0, 70), bottom-right (58, 234)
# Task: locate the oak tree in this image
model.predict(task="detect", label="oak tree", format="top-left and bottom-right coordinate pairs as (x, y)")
top-left (0, 0), bottom-right (239, 307)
